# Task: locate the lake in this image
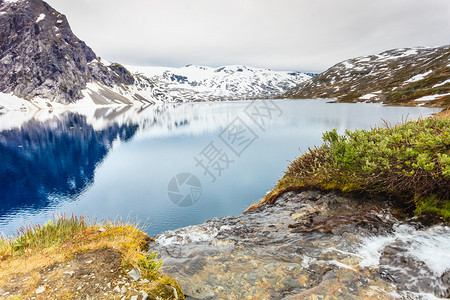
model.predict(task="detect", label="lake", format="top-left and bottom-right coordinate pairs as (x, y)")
top-left (0, 99), bottom-right (439, 237)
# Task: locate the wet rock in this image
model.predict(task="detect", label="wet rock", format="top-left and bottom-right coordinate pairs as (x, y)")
top-left (380, 242), bottom-right (449, 298)
top-left (150, 190), bottom-right (448, 299)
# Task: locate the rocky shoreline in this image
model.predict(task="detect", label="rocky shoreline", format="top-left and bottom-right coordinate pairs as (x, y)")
top-left (149, 190), bottom-right (450, 299)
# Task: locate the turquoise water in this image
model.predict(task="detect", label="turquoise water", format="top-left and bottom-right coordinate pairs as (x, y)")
top-left (0, 100), bottom-right (438, 236)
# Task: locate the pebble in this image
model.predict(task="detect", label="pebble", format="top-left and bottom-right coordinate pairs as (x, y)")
top-left (127, 268), bottom-right (141, 281)
top-left (63, 271), bottom-right (75, 277)
top-left (139, 291), bottom-right (149, 300)
top-left (139, 279), bottom-right (150, 284)
top-left (120, 286), bottom-right (127, 294)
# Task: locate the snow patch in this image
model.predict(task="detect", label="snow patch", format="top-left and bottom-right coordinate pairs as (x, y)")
top-left (342, 61), bottom-right (354, 69)
top-left (432, 79), bottom-right (450, 88)
top-left (405, 70), bottom-right (433, 83)
top-left (414, 93), bottom-right (450, 102)
top-left (359, 93), bottom-right (378, 100)
top-left (99, 58), bottom-right (111, 67)
top-left (36, 13), bottom-right (45, 23)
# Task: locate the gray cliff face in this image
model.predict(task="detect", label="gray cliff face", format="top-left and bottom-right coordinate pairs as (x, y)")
top-left (0, 0), bottom-right (135, 104)
top-left (0, 0), bottom-right (96, 103)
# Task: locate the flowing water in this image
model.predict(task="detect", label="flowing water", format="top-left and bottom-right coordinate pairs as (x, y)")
top-left (150, 191), bottom-right (450, 299)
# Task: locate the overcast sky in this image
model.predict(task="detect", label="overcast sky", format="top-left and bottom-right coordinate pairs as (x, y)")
top-left (45, 0), bottom-right (449, 72)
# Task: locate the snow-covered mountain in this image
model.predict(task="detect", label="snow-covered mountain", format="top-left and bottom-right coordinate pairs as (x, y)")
top-left (286, 45), bottom-right (450, 106)
top-left (0, 0), bottom-right (310, 111)
top-left (125, 64), bottom-right (311, 102)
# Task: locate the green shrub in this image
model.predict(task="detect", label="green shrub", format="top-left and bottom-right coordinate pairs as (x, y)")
top-left (263, 118), bottom-right (450, 220)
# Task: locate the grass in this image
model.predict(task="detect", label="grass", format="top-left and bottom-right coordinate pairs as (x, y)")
top-left (253, 117), bottom-right (450, 220)
top-left (0, 213), bottom-right (184, 299)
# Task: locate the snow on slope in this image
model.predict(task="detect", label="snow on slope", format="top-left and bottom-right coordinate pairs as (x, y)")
top-left (0, 63), bottom-right (311, 111)
top-left (286, 45), bottom-right (450, 105)
top-left (125, 64), bottom-right (311, 102)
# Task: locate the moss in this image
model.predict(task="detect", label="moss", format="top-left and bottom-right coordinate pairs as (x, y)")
top-left (147, 276), bottom-right (185, 300)
top-left (256, 117), bottom-right (450, 220)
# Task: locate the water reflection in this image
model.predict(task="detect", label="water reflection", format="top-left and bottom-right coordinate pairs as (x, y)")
top-left (0, 112), bottom-right (139, 217)
top-left (0, 100), bottom-right (439, 236)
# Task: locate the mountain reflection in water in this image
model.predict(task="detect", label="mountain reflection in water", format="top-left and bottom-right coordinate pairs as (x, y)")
top-left (0, 100), bottom-right (439, 236)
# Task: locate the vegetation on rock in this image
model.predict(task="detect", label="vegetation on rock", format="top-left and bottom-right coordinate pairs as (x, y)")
top-left (257, 117), bottom-right (450, 220)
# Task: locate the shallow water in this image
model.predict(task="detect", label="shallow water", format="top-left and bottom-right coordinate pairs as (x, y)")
top-left (150, 190), bottom-right (449, 299)
top-left (0, 99), bottom-right (439, 236)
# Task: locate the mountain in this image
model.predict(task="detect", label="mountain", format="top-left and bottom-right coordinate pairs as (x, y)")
top-left (286, 45), bottom-right (450, 107)
top-left (0, 0), bottom-right (310, 111)
top-left (126, 64), bottom-right (311, 102)
top-left (0, 0), bottom-right (141, 105)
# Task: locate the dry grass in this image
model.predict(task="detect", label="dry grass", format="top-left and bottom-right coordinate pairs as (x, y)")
top-left (0, 214), bottom-right (184, 299)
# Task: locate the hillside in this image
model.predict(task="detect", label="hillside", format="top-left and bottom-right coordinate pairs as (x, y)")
top-left (286, 45), bottom-right (450, 107)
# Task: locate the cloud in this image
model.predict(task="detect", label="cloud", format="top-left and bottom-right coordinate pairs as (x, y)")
top-left (46, 0), bottom-right (449, 72)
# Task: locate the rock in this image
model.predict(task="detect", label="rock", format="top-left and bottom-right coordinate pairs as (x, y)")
top-left (139, 291), bottom-right (149, 300)
top-left (35, 286), bottom-right (45, 294)
top-left (149, 190), bottom-right (448, 299)
top-left (120, 286), bottom-right (127, 294)
top-left (113, 286), bottom-right (121, 293)
top-left (0, 0), bottom-right (97, 103)
top-left (63, 271), bottom-right (75, 277)
top-left (127, 268), bottom-right (141, 281)
top-left (138, 279), bottom-right (150, 284)
top-left (0, 0), bottom-right (149, 107)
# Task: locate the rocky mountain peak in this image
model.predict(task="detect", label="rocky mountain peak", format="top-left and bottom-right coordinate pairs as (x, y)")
top-left (0, 0), bottom-right (313, 109)
top-left (0, 0), bottom-right (101, 103)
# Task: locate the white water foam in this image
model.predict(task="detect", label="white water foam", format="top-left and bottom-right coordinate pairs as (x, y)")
top-left (358, 224), bottom-right (450, 276)
top-left (155, 225), bottom-right (222, 246)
